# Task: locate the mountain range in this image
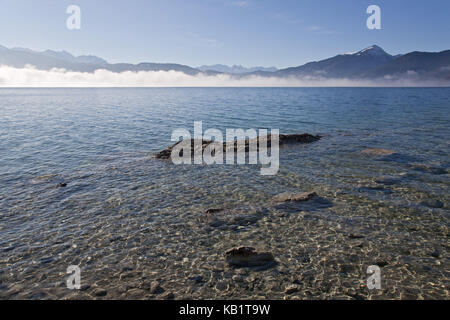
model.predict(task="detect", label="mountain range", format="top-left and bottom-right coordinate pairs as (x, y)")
top-left (197, 64), bottom-right (278, 74)
top-left (0, 45), bottom-right (199, 75)
top-left (1, 44), bottom-right (449, 82)
top-left (268, 45), bottom-right (450, 81)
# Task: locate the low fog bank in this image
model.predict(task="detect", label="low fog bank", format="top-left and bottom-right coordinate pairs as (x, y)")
top-left (0, 65), bottom-right (448, 87)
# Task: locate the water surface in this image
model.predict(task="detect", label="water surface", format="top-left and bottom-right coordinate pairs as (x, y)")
top-left (0, 88), bottom-right (448, 299)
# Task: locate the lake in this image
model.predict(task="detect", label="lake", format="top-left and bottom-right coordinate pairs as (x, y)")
top-left (0, 87), bottom-right (448, 299)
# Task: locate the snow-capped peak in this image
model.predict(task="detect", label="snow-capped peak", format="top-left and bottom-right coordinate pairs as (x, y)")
top-left (354, 45), bottom-right (390, 56)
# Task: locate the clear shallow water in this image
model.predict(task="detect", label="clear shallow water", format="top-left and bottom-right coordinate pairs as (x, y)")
top-left (0, 88), bottom-right (449, 300)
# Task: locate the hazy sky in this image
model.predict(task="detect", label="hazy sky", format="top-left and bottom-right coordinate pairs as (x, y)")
top-left (0, 0), bottom-right (449, 68)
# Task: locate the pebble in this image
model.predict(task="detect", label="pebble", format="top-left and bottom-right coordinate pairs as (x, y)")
top-left (215, 281), bottom-right (228, 291)
top-left (93, 288), bottom-right (107, 297)
top-left (80, 284), bottom-right (91, 291)
top-left (376, 261), bottom-right (389, 268)
top-left (189, 275), bottom-right (204, 283)
top-left (149, 281), bottom-right (164, 294)
top-left (431, 250), bottom-right (440, 258)
top-left (285, 285), bottom-right (300, 294)
top-left (162, 292), bottom-right (175, 300)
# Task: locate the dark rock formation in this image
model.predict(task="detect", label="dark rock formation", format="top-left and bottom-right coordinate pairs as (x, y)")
top-left (274, 192), bottom-right (333, 213)
top-left (225, 246), bottom-right (275, 267)
top-left (273, 191), bottom-right (317, 203)
top-left (420, 200), bottom-right (444, 209)
top-left (155, 133), bottom-right (321, 160)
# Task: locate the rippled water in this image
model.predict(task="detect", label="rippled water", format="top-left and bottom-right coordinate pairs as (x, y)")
top-left (0, 88), bottom-right (449, 300)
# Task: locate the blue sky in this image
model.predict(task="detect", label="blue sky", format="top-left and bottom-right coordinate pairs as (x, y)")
top-left (0, 0), bottom-right (449, 68)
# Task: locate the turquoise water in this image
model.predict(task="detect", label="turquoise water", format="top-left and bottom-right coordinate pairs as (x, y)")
top-left (0, 88), bottom-right (449, 299)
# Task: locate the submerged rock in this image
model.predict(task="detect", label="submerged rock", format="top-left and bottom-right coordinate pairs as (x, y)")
top-left (205, 208), bottom-right (224, 214)
top-left (161, 292), bottom-right (175, 300)
top-left (225, 246), bottom-right (274, 267)
top-left (411, 164), bottom-right (448, 175)
top-left (273, 191), bottom-right (317, 203)
top-left (374, 177), bottom-right (401, 185)
top-left (421, 200), bottom-right (444, 209)
top-left (376, 261), bottom-right (389, 268)
top-left (202, 207), bottom-right (267, 230)
top-left (274, 193), bottom-right (333, 213)
top-left (93, 288), bottom-right (107, 297)
top-left (361, 148), bottom-right (396, 157)
top-left (357, 183), bottom-right (388, 192)
top-left (277, 134), bottom-right (321, 144)
top-left (348, 234), bottom-right (365, 239)
top-left (155, 133), bottom-right (321, 160)
top-left (430, 250), bottom-right (440, 258)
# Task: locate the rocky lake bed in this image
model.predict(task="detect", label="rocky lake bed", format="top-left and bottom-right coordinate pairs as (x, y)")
top-left (1, 136), bottom-right (448, 300)
top-left (0, 87), bottom-right (448, 300)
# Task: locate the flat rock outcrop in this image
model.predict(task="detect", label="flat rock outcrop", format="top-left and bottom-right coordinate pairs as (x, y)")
top-left (155, 133), bottom-right (321, 160)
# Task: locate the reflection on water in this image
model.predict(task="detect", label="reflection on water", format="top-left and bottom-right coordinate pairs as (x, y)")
top-left (0, 88), bottom-right (449, 299)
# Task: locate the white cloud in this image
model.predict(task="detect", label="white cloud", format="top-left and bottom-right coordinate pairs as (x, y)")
top-left (0, 65), bottom-right (447, 87)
